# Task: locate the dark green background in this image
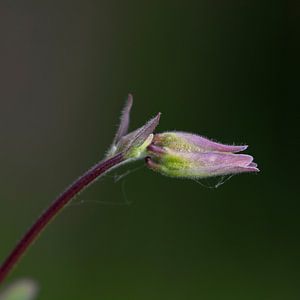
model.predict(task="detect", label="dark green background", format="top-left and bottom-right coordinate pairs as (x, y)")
top-left (0, 1), bottom-right (298, 299)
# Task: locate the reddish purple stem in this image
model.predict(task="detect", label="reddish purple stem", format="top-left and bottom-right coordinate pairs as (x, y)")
top-left (0, 153), bottom-right (124, 284)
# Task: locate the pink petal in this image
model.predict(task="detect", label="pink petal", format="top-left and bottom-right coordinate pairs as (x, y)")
top-left (191, 152), bottom-right (258, 176)
top-left (173, 151), bottom-right (257, 177)
top-left (182, 152), bottom-right (253, 167)
top-left (208, 165), bottom-right (260, 176)
top-left (174, 132), bottom-right (248, 153)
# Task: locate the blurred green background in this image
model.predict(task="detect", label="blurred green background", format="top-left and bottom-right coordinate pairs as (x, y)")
top-left (0, 1), bottom-right (298, 299)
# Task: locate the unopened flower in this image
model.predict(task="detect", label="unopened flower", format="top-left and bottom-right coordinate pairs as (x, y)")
top-left (146, 132), bottom-right (259, 178)
top-left (107, 95), bottom-right (258, 180)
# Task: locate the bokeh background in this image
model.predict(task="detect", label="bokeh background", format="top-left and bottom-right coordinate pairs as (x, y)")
top-left (0, 1), bottom-right (298, 299)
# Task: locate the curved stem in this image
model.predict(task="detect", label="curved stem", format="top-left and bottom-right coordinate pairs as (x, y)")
top-left (0, 153), bottom-right (124, 284)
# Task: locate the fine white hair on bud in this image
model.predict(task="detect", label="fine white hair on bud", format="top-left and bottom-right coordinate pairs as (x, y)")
top-left (146, 132), bottom-right (259, 178)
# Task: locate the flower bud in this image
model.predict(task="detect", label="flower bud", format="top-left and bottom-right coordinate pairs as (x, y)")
top-left (146, 132), bottom-right (259, 178)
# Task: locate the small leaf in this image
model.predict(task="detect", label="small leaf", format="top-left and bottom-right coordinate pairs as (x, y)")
top-left (107, 94), bottom-right (161, 160)
top-left (113, 93), bottom-right (133, 145)
top-left (125, 113), bottom-right (161, 154)
top-left (0, 279), bottom-right (38, 300)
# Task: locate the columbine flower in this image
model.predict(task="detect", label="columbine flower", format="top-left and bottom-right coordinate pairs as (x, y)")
top-left (146, 132), bottom-right (259, 178)
top-left (107, 94), bottom-right (258, 179)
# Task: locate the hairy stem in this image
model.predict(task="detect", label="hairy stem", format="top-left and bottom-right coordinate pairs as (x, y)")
top-left (0, 153), bottom-right (124, 284)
